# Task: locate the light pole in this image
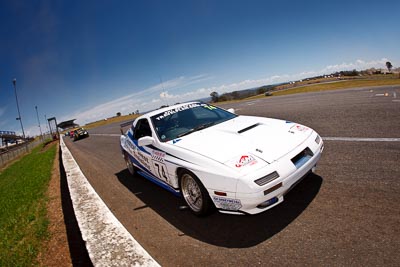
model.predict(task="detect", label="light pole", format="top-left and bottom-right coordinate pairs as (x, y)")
top-left (35, 106), bottom-right (43, 141)
top-left (44, 114), bottom-right (49, 134)
top-left (12, 79), bottom-right (26, 141)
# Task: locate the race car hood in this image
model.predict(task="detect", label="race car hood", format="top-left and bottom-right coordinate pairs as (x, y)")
top-left (171, 116), bottom-right (313, 170)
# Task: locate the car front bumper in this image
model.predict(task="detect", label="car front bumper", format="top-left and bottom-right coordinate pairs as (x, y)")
top-left (218, 140), bottom-right (324, 215)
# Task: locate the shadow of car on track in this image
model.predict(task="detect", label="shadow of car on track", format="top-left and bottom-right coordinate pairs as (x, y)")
top-left (116, 170), bottom-right (322, 248)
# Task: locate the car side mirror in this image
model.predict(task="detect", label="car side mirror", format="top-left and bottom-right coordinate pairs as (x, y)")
top-left (227, 108), bottom-right (235, 114)
top-left (138, 136), bottom-right (155, 146)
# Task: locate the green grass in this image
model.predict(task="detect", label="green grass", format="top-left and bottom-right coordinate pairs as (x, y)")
top-left (240, 77), bottom-right (400, 101)
top-left (271, 78), bottom-right (400, 97)
top-left (84, 113), bottom-right (139, 130)
top-left (0, 143), bottom-right (57, 267)
top-left (59, 113), bottom-right (140, 134)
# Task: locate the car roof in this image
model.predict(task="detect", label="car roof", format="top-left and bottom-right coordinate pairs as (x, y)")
top-left (144, 101), bottom-right (201, 118)
top-left (130, 101), bottom-right (214, 129)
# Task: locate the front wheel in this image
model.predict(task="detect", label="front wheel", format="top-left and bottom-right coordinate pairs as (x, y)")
top-left (179, 171), bottom-right (214, 216)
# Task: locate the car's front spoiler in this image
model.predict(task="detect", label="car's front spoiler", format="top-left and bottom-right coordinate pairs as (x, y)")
top-left (219, 140), bottom-right (323, 215)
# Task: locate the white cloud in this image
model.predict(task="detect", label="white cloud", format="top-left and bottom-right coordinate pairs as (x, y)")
top-left (321, 58), bottom-right (389, 73)
top-left (160, 91), bottom-right (173, 99)
top-left (55, 58), bottom-right (391, 128)
top-left (24, 124), bottom-right (44, 138)
top-left (58, 75), bottom-right (211, 125)
top-left (188, 58), bottom-right (392, 96)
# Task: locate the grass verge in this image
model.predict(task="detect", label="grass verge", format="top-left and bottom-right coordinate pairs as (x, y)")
top-left (236, 77), bottom-right (400, 101)
top-left (0, 142), bottom-right (57, 266)
top-left (83, 113), bottom-right (139, 130)
top-left (271, 78), bottom-right (400, 97)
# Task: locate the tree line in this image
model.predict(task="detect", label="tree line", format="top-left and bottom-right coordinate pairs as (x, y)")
top-left (210, 61), bottom-right (395, 103)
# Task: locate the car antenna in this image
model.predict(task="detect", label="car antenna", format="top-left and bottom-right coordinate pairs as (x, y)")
top-left (160, 76), bottom-right (169, 107)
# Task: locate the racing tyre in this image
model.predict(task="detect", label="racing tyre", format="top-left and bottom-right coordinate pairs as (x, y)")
top-left (124, 152), bottom-right (137, 176)
top-left (179, 170), bottom-right (214, 216)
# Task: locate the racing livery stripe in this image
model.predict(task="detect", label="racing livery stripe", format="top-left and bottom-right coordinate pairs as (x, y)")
top-left (127, 153), bottom-right (180, 192)
top-left (121, 133), bottom-right (209, 166)
top-left (125, 131), bottom-right (198, 166)
top-left (127, 153), bottom-right (153, 176)
top-left (126, 133), bottom-right (198, 166)
top-left (127, 131), bottom-right (151, 155)
top-left (148, 145), bottom-right (198, 165)
top-left (137, 170), bottom-right (181, 196)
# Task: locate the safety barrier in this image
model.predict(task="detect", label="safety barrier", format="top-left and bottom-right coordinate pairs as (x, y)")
top-left (0, 134), bottom-right (52, 168)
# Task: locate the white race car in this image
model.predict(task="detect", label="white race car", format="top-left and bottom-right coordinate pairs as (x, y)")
top-left (120, 102), bottom-right (324, 216)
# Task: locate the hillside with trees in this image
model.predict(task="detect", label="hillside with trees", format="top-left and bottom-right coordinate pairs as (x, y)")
top-left (210, 66), bottom-right (399, 103)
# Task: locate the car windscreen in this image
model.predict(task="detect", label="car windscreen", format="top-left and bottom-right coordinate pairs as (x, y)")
top-left (151, 103), bottom-right (237, 142)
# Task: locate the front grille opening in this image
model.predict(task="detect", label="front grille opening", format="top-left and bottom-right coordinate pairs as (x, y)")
top-left (254, 171), bottom-right (280, 186)
top-left (291, 147), bottom-right (314, 169)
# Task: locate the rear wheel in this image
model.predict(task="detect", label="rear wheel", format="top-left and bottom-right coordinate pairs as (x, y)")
top-left (179, 170), bottom-right (214, 216)
top-left (124, 152), bottom-right (137, 176)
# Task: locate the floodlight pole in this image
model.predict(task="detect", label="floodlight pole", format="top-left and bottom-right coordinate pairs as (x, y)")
top-left (35, 106), bottom-right (43, 141)
top-left (12, 79), bottom-right (26, 140)
top-left (44, 114), bottom-right (50, 134)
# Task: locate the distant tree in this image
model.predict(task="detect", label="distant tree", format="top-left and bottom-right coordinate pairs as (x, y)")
top-left (135, 110), bottom-right (139, 114)
top-left (339, 69), bottom-right (359, 76)
top-left (210, 92), bottom-right (219, 102)
top-left (231, 91), bottom-right (240, 100)
top-left (257, 87), bottom-right (267, 95)
top-left (116, 112), bottom-right (121, 116)
top-left (218, 94), bottom-right (229, 102)
top-left (386, 61), bottom-right (393, 72)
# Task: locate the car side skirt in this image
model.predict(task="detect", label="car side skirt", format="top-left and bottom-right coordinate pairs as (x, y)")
top-left (126, 152), bottom-right (181, 197)
top-left (137, 170), bottom-right (181, 197)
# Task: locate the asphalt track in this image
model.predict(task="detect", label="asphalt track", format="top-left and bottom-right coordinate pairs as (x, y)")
top-left (64, 85), bottom-right (400, 266)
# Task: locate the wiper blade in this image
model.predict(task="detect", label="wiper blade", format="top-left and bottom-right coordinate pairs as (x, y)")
top-left (177, 122), bottom-right (215, 138)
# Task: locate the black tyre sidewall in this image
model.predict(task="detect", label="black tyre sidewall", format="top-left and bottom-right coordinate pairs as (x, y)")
top-left (179, 170), bottom-right (214, 216)
top-left (124, 152), bottom-right (136, 176)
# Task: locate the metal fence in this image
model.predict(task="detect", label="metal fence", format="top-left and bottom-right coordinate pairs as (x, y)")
top-left (0, 134), bottom-right (53, 169)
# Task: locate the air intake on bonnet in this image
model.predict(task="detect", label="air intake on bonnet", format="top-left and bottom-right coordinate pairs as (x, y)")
top-left (238, 123), bottom-right (260, 134)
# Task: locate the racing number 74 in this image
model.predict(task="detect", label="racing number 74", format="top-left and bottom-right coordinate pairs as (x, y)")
top-left (154, 162), bottom-right (169, 182)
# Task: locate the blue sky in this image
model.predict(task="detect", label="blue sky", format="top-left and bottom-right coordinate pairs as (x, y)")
top-left (1, 0), bottom-right (399, 136)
